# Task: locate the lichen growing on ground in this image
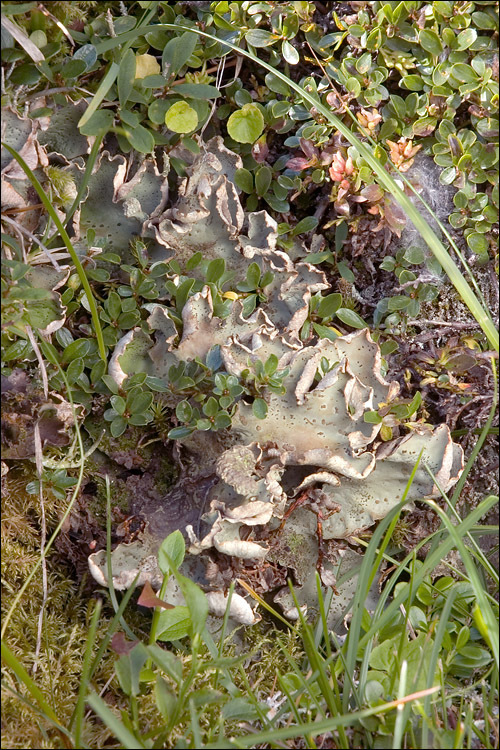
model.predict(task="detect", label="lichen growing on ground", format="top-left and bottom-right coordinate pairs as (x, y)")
top-left (89, 140), bottom-right (464, 627)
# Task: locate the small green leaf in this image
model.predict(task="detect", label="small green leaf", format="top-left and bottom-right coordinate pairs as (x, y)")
top-left (154, 677), bottom-right (176, 721)
top-left (115, 643), bottom-right (149, 698)
top-left (234, 167), bottom-right (254, 193)
top-left (450, 63), bottom-right (477, 84)
top-left (387, 295), bottom-right (412, 311)
top-left (110, 416), bottom-right (127, 437)
top-left (245, 29), bottom-right (276, 47)
top-left (227, 104), bottom-right (265, 144)
top-left (312, 323), bottom-right (339, 341)
top-left (156, 607), bottom-right (191, 642)
top-left (247, 262), bottom-right (261, 290)
top-left (335, 308), bottom-right (368, 329)
top-left (255, 165), bottom-right (272, 197)
top-left (403, 247), bottom-right (426, 265)
top-left (345, 76), bottom-right (361, 96)
top-left (128, 391), bottom-right (153, 414)
top-left (62, 339), bottom-right (91, 364)
top-left (206, 258), bottom-right (225, 284)
top-left (172, 83), bottom-right (220, 99)
top-left (292, 216), bottom-right (318, 235)
top-left (317, 293), bottom-right (342, 320)
top-left (419, 29), bottom-right (443, 56)
top-left (168, 568), bottom-right (208, 637)
top-left (364, 411), bottom-right (383, 424)
top-left (264, 354), bottom-right (278, 376)
top-left (164, 101), bottom-right (198, 134)
top-left (176, 400), bottom-right (193, 422)
top-left (158, 530), bottom-right (186, 576)
top-left (337, 260), bottom-right (354, 282)
top-left (203, 397), bottom-right (219, 418)
top-left (455, 28), bottom-right (477, 50)
top-left (282, 39), bottom-right (299, 64)
top-left (214, 413), bottom-right (232, 430)
top-left (168, 426), bottom-right (195, 440)
top-left (125, 124), bottom-right (155, 154)
top-left (73, 43), bottom-right (97, 71)
top-left (252, 398), bottom-right (268, 420)
top-left (401, 75), bottom-right (424, 91)
top-left (196, 418), bottom-right (212, 431)
top-left (335, 221), bottom-right (349, 252)
top-left (110, 395), bottom-right (126, 415)
top-left (265, 72), bottom-right (291, 96)
top-left (466, 233), bottom-right (489, 257)
top-left (118, 48), bottom-right (136, 108)
top-left (162, 31), bottom-right (198, 76)
top-left (471, 11), bottom-right (496, 29)
top-left (66, 357), bottom-right (84, 384)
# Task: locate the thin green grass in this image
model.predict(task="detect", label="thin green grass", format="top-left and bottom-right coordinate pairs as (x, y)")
top-left (0, 144), bottom-right (107, 362)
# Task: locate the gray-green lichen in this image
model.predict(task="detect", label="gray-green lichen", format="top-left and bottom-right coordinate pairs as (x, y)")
top-left (89, 139), bottom-right (464, 628)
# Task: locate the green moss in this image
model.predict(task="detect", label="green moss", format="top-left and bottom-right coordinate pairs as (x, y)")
top-left (1, 468), bottom-right (120, 749)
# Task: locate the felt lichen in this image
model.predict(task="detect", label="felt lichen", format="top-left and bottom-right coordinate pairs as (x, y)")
top-left (89, 139), bottom-right (464, 627)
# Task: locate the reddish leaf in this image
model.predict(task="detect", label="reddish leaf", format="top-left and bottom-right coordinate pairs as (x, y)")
top-left (110, 631), bottom-right (138, 655)
top-left (299, 138), bottom-right (318, 159)
top-left (252, 136), bottom-right (269, 163)
top-left (286, 157), bottom-right (313, 171)
top-left (360, 184), bottom-right (384, 202)
top-left (137, 580), bottom-right (174, 610)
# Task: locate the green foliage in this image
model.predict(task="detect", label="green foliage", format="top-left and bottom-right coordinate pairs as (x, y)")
top-left (164, 100), bottom-right (199, 134)
top-left (227, 103), bottom-right (265, 143)
top-left (103, 374), bottom-right (154, 438)
top-left (375, 246), bottom-right (442, 330)
top-left (1, 2), bottom-right (498, 748)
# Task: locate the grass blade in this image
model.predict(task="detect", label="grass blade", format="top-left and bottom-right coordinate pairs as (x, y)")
top-left (86, 691), bottom-right (147, 749)
top-left (0, 143), bottom-right (107, 362)
top-left (77, 62), bottom-right (119, 129)
top-left (73, 599), bottom-right (102, 748)
top-left (422, 495), bottom-right (499, 667)
top-left (1, 642), bottom-right (71, 741)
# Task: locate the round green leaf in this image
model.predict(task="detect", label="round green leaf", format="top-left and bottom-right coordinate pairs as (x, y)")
top-left (62, 339), bottom-right (91, 364)
top-left (128, 390), bottom-right (153, 414)
top-left (252, 398), bottom-right (268, 420)
top-left (110, 395), bottom-right (126, 415)
top-left (214, 413), bottom-right (232, 430)
top-left (73, 43), bottom-right (97, 70)
top-left (450, 63), bottom-right (477, 84)
top-left (227, 103), bottom-right (265, 144)
top-left (466, 232), bottom-right (488, 256)
top-left (164, 101), bottom-right (199, 134)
